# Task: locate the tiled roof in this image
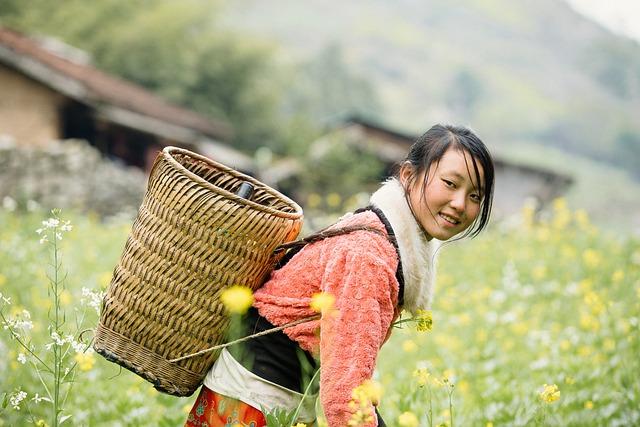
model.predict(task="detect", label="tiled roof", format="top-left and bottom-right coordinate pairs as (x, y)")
top-left (0, 27), bottom-right (232, 141)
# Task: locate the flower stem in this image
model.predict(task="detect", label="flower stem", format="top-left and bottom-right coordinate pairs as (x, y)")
top-left (52, 224), bottom-right (61, 427)
top-left (291, 367), bottom-right (321, 423)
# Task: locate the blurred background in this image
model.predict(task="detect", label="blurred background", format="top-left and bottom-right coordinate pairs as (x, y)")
top-left (1, 0), bottom-right (639, 233)
top-left (1, 2), bottom-right (639, 426)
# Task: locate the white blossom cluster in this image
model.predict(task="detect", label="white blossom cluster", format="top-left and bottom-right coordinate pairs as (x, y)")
top-left (45, 331), bottom-right (89, 354)
top-left (0, 291), bottom-right (11, 305)
top-left (9, 390), bottom-right (27, 410)
top-left (3, 309), bottom-right (33, 332)
top-left (35, 217), bottom-right (73, 244)
top-left (81, 287), bottom-right (104, 315)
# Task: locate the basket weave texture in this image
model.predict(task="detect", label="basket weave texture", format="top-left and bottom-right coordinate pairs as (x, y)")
top-left (93, 146), bottom-right (303, 396)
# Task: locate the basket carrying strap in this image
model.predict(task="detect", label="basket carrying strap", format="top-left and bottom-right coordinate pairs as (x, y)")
top-left (274, 205), bottom-right (405, 307)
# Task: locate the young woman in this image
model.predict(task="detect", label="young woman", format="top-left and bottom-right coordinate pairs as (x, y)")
top-left (185, 124), bottom-right (495, 427)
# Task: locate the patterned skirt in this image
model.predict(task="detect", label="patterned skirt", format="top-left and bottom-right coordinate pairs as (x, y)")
top-left (185, 386), bottom-right (267, 427)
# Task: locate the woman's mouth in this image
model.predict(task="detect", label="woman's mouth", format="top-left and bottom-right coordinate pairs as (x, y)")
top-left (439, 213), bottom-right (460, 226)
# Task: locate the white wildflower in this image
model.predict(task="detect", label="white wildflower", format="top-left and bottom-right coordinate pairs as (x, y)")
top-left (39, 235), bottom-right (49, 245)
top-left (81, 287), bottom-right (104, 315)
top-left (5, 310), bottom-right (33, 331)
top-left (17, 353), bottom-right (27, 364)
top-left (55, 232), bottom-right (63, 241)
top-left (42, 218), bottom-right (60, 228)
top-left (31, 393), bottom-right (50, 404)
top-left (0, 292), bottom-right (11, 305)
top-left (10, 390), bottom-right (27, 410)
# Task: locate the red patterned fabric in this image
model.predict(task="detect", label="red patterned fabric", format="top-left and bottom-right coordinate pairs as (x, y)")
top-left (185, 386), bottom-right (266, 427)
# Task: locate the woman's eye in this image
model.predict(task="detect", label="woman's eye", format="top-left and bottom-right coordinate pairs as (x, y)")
top-left (470, 193), bottom-right (481, 203)
top-left (442, 179), bottom-right (455, 188)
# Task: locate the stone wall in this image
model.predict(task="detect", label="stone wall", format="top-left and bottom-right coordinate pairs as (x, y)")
top-left (0, 138), bottom-right (146, 218)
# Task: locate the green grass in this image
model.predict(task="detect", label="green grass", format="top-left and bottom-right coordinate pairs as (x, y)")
top-left (1, 204), bottom-right (638, 426)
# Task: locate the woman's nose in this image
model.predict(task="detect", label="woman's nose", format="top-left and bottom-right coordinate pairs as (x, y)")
top-left (450, 191), bottom-right (466, 212)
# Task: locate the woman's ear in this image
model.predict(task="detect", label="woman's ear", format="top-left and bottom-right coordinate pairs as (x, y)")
top-left (399, 162), bottom-right (414, 187)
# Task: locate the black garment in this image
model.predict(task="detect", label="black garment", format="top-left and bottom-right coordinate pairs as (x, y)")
top-left (237, 306), bottom-right (317, 393)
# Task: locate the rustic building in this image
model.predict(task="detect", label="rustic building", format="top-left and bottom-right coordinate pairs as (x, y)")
top-left (0, 27), bottom-right (254, 173)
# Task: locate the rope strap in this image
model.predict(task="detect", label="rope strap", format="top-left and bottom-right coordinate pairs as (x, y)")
top-left (169, 314), bottom-right (321, 363)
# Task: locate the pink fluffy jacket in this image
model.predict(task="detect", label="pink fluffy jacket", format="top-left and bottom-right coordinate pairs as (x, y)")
top-left (253, 179), bottom-right (439, 427)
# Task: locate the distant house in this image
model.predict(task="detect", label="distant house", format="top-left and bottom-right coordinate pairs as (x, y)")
top-left (0, 27), bottom-right (254, 173)
top-left (307, 116), bottom-right (574, 218)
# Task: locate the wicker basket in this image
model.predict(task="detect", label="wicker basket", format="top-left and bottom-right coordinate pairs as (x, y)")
top-left (93, 146), bottom-right (303, 396)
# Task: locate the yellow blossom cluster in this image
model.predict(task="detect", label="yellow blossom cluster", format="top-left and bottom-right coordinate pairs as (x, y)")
top-left (414, 309), bottom-right (433, 332)
top-left (220, 285), bottom-right (254, 314)
top-left (310, 292), bottom-right (336, 314)
top-left (74, 351), bottom-right (96, 371)
top-left (539, 383), bottom-right (560, 403)
top-left (397, 411), bottom-right (419, 427)
top-left (347, 380), bottom-right (383, 426)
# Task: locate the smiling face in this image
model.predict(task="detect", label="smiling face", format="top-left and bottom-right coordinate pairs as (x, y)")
top-left (400, 147), bottom-right (485, 241)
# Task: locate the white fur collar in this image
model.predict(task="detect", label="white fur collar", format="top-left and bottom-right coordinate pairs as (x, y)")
top-left (370, 178), bottom-right (439, 314)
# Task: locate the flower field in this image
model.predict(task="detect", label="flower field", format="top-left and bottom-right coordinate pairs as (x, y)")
top-left (1, 200), bottom-right (638, 426)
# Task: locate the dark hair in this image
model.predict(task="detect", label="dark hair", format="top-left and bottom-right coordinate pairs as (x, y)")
top-left (397, 124), bottom-right (494, 238)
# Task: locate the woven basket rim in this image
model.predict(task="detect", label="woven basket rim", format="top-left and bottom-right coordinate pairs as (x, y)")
top-left (162, 146), bottom-right (303, 220)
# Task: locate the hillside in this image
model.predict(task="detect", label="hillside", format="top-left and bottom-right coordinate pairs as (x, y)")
top-left (222, 0), bottom-right (640, 177)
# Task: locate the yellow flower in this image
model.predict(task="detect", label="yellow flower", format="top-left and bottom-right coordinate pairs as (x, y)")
top-left (98, 272), bottom-right (113, 289)
top-left (351, 379), bottom-right (383, 406)
top-left (220, 285), bottom-right (254, 314)
top-left (486, 423), bottom-right (494, 427)
top-left (578, 345), bottom-right (593, 357)
top-left (402, 339), bottom-right (417, 352)
top-left (611, 270), bottom-right (624, 283)
top-left (552, 199), bottom-right (571, 229)
top-left (564, 376), bottom-right (575, 385)
top-left (584, 291), bottom-right (605, 316)
top-left (413, 368), bottom-right (430, 387)
top-left (326, 193), bottom-right (342, 208)
top-left (510, 322), bottom-right (528, 336)
top-left (74, 352), bottom-right (95, 371)
top-left (552, 197), bottom-right (568, 211)
top-left (531, 265), bottom-right (547, 280)
top-left (310, 292), bottom-right (335, 314)
top-left (539, 383), bottom-right (560, 403)
top-left (584, 400), bottom-right (594, 410)
top-left (579, 313), bottom-right (600, 332)
top-left (0, 273), bottom-right (6, 287)
top-left (60, 290), bottom-right (72, 306)
top-left (574, 209), bottom-right (590, 229)
top-left (582, 249), bottom-right (601, 269)
top-left (521, 202), bottom-right (536, 228)
top-left (307, 193), bottom-right (322, 209)
top-left (35, 420), bottom-right (48, 427)
top-left (414, 309), bottom-right (433, 332)
top-left (293, 424), bottom-right (307, 427)
top-left (603, 338), bottom-right (616, 352)
top-left (398, 411), bottom-right (419, 427)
